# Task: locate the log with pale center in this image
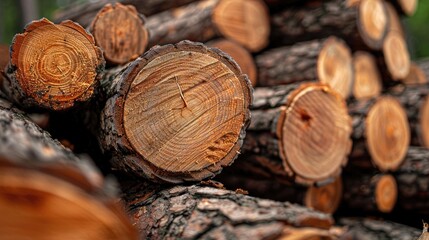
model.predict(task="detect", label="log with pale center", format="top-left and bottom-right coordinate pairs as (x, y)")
top-left (352, 51), bottom-right (382, 100)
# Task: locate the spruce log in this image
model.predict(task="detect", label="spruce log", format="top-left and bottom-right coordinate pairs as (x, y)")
top-left (342, 173), bottom-right (397, 213)
top-left (0, 98), bottom-right (136, 240)
top-left (89, 3), bottom-right (149, 65)
top-left (385, 2), bottom-right (404, 36)
top-left (339, 218), bottom-right (421, 240)
top-left (389, 85), bottom-right (429, 147)
top-left (2, 18), bottom-right (105, 110)
top-left (99, 41), bottom-right (252, 183)
top-left (242, 83), bottom-right (352, 185)
top-left (352, 51), bottom-right (382, 100)
top-left (256, 37), bottom-right (353, 98)
top-left (379, 31), bottom-right (410, 81)
top-left (403, 62), bottom-right (428, 85)
top-left (208, 39), bottom-right (257, 86)
top-left (389, 0), bottom-right (418, 16)
top-left (270, 0), bottom-right (389, 50)
top-left (349, 96), bottom-right (410, 171)
top-left (122, 182), bottom-right (335, 240)
top-left (146, 0), bottom-right (270, 52)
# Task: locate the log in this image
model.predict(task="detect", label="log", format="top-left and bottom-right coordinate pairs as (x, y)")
top-left (403, 62), bottom-right (428, 85)
top-left (342, 173), bottom-right (397, 213)
top-left (122, 182), bottom-right (335, 239)
top-left (256, 37), bottom-right (354, 98)
top-left (352, 51), bottom-right (382, 100)
top-left (349, 96), bottom-right (409, 171)
top-left (389, 85), bottom-right (429, 147)
top-left (339, 218), bottom-right (421, 240)
top-left (389, 0), bottom-right (418, 16)
top-left (146, 0), bottom-right (270, 52)
top-left (385, 2), bottom-right (404, 36)
top-left (2, 18), bottom-right (105, 110)
top-left (99, 41), bottom-right (252, 183)
top-left (0, 98), bottom-right (136, 240)
top-left (380, 31), bottom-right (410, 81)
top-left (89, 3), bottom-right (149, 65)
top-left (270, 0), bottom-right (389, 50)
top-left (242, 83), bottom-right (352, 185)
top-left (418, 59), bottom-right (429, 80)
top-left (54, 0), bottom-right (199, 28)
top-left (0, 44), bottom-right (8, 87)
top-left (208, 39), bottom-right (257, 86)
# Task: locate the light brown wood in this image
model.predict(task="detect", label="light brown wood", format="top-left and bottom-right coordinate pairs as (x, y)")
top-left (280, 227), bottom-right (335, 240)
top-left (352, 52), bottom-right (382, 100)
top-left (3, 18), bottom-right (104, 110)
top-left (385, 2), bottom-right (404, 36)
top-left (89, 3), bottom-right (149, 65)
top-left (375, 174), bottom-right (397, 212)
top-left (382, 31), bottom-right (410, 81)
top-left (403, 62), bottom-right (428, 85)
top-left (390, 0), bottom-right (418, 16)
top-left (208, 39), bottom-right (257, 86)
top-left (358, 0), bottom-right (389, 48)
top-left (304, 177), bottom-right (343, 214)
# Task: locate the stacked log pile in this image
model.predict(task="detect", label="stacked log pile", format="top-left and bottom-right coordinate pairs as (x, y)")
top-left (0, 0), bottom-right (427, 238)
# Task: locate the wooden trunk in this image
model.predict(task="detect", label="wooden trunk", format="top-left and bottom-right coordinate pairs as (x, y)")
top-left (403, 62), bottom-right (428, 85)
top-left (98, 41), bottom-right (252, 183)
top-left (2, 18), bottom-right (105, 111)
top-left (255, 37), bottom-right (353, 98)
top-left (388, 0), bottom-right (418, 16)
top-left (385, 2), bottom-right (405, 36)
top-left (352, 51), bottom-right (382, 100)
top-left (417, 59), bottom-right (429, 83)
top-left (146, 0), bottom-right (270, 52)
top-left (242, 83), bottom-right (352, 185)
top-left (379, 31), bottom-right (410, 81)
top-left (270, 0), bottom-right (389, 50)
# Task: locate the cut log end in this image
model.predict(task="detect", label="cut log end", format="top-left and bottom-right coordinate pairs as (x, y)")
top-left (213, 0), bottom-right (270, 52)
top-left (317, 37), bottom-right (353, 98)
top-left (375, 174), bottom-right (397, 213)
top-left (304, 177), bottom-right (343, 214)
top-left (209, 39), bottom-right (257, 86)
top-left (366, 96), bottom-right (410, 171)
top-left (419, 96), bottom-right (429, 148)
top-left (9, 18), bottom-right (104, 110)
top-left (352, 51), bottom-right (382, 100)
top-left (404, 63), bottom-right (428, 85)
top-left (279, 84), bottom-right (352, 184)
top-left (397, 0), bottom-right (418, 16)
top-left (358, 0), bottom-right (388, 50)
top-left (383, 31), bottom-right (410, 81)
top-left (90, 3), bottom-right (149, 65)
top-left (281, 227), bottom-right (335, 240)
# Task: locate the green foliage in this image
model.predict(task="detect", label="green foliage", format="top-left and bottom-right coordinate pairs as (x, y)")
top-left (405, 1), bottom-right (429, 59)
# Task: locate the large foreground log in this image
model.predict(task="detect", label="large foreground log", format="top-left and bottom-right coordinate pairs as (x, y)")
top-left (99, 41), bottom-right (252, 183)
top-left (270, 0), bottom-right (389, 50)
top-left (256, 37), bottom-right (353, 98)
top-left (0, 98), bottom-right (136, 239)
top-left (352, 51), bottom-right (382, 100)
top-left (2, 18), bottom-right (104, 110)
top-left (242, 83), bottom-right (352, 185)
top-left (146, 0), bottom-right (270, 52)
top-left (349, 96), bottom-right (409, 171)
top-left (122, 182), bottom-right (335, 240)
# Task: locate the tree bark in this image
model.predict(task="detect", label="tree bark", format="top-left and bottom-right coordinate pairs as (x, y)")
top-left (255, 37), bottom-right (353, 98)
top-left (2, 18), bottom-right (105, 111)
top-left (122, 182), bottom-right (334, 240)
top-left (270, 0), bottom-right (389, 50)
top-left (352, 51), bottom-right (382, 100)
top-left (0, 97), bottom-right (136, 240)
top-left (88, 3), bottom-right (149, 65)
top-left (98, 41), bottom-right (252, 183)
top-left (146, 0), bottom-right (270, 52)
top-left (348, 96), bottom-right (410, 171)
top-left (242, 83), bottom-right (351, 185)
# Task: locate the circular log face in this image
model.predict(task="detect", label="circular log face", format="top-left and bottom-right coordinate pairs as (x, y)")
top-left (366, 96), bottom-right (410, 171)
top-left (419, 96), bottom-right (429, 148)
top-left (398, 0), bottom-right (417, 16)
top-left (305, 177), bottom-right (343, 214)
top-left (318, 37), bottom-right (353, 98)
top-left (0, 168), bottom-right (135, 240)
top-left (123, 47), bottom-right (250, 174)
top-left (213, 0), bottom-right (269, 52)
top-left (383, 31), bottom-right (410, 81)
top-left (375, 174), bottom-right (397, 213)
top-left (352, 52), bottom-right (382, 100)
top-left (358, 0), bottom-right (388, 50)
top-left (280, 84), bottom-right (352, 183)
top-left (10, 18), bottom-right (103, 109)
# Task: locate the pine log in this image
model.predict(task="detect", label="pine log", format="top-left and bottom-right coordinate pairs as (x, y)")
top-left (403, 62), bottom-right (428, 85)
top-left (349, 96), bottom-right (410, 171)
top-left (0, 98), bottom-right (136, 240)
top-left (339, 218), bottom-right (421, 240)
top-left (380, 31), bottom-right (410, 81)
top-left (89, 3), bottom-right (149, 65)
top-left (270, 0), bottom-right (389, 50)
top-left (342, 173), bottom-right (397, 213)
top-left (385, 2), bottom-right (404, 36)
top-left (54, 0), bottom-right (199, 28)
top-left (99, 41), bottom-right (252, 183)
top-left (352, 51), bottom-right (382, 100)
top-left (242, 83), bottom-right (352, 185)
top-left (122, 182), bottom-right (335, 239)
top-left (389, 0), bottom-right (418, 16)
top-left (146, 0), bottom-right (270, 52)
top-left (256, 37), bottom-right (353, 98)
top-left (2, 18), bottom-right (104, 110)
top-left (208, 39), bottom-right (257, 86)
top-left (389, 85), bottom-right (429, 147)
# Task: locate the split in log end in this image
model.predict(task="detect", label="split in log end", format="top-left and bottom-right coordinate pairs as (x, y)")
top-left (383, 31), bottom-right (410, 81)
top-left (375, 174), bottom-right (397, 213)
top-left (352, 51), bottom-right (382, 100)
top-left (403, 63), bottom-right (428, 85)
top-left (304, 177), bottom-right (343, 214)
top-left (357, 0), bottom-right (389, 50)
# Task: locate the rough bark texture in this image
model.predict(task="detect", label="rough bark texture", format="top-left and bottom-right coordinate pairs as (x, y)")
top-left (270, 0), bottom-right (389, 50)
top-left (99, 41), bottom-right (252, 183)
top-left (339, 218), bottom-right (421, 240)
top-left (122, 182), bottom-right (334, 240)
